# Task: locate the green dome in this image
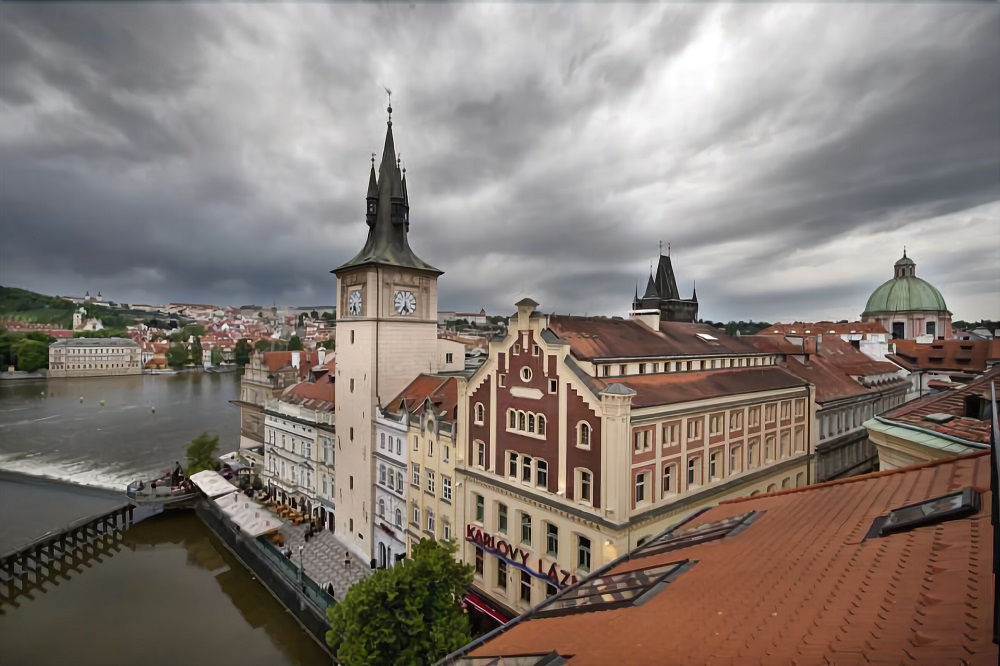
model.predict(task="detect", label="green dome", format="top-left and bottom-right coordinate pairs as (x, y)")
top-left (863, 275), bottom-right (948, 314)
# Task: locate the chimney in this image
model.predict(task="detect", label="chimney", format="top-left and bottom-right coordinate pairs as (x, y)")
top-left (317, 347), bottom-right (326, 366)
top-left (629, 309), bottom-right (660, 331)
top-left (291, 351), bottom-right (300, 369)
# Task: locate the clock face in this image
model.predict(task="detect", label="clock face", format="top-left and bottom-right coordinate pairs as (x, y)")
top-left (394, 290), bottom-right (416, 316)
top-left (348, 290), bottom-right (362, 316)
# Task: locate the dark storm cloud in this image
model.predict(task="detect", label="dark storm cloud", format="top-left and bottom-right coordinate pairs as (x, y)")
top-left (1, 3), bottom-right (997, 321)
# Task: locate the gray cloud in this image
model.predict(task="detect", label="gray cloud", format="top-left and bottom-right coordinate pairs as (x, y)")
top-left (1, 3), bottom-right (997, 323)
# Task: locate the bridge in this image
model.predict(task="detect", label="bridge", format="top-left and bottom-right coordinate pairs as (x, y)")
top-left (0, 503), bottom-right (159, 611)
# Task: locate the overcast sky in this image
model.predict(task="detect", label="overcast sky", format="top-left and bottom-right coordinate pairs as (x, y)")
top-left (1, 3), bottom-right (997, 324)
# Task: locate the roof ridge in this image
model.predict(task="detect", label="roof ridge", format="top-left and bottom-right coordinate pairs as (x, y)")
top-left (719, 449), bottom-right (990, 505)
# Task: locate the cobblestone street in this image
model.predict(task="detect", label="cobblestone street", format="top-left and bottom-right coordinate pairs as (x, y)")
top-left (277, 523), bottom-right (371, 602)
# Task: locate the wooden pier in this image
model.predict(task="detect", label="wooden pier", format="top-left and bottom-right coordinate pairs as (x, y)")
top-left (0, 504), bottom-right (147, 611)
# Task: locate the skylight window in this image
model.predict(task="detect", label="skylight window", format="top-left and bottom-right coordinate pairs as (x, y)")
top-left (533, 560), bottom-right (692, 618)
top-left (633, 512), bottom-right (759, 559)
top-left (869, 488), bottom-right (980, 539)
top-left (695, 332), bottom-right (718, 341)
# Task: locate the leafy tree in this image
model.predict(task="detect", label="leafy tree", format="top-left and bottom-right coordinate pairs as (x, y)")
top-left (13, 339), bottom-right (49, 372)
top-left (166, 342), bottom-right (189, 369)
top-left (321, 311), bottom-right (335, 322)
top-left (233, 339), bottom-right (251, 366)
top-left (317, 338), bottom-right (335, 350)
top-left (185, 432), bottom-right (220, 475)
top-left (190, 337), bottom-right (204, 365)
top-left (254, 339), bottom-right (271, 352)
top-left (326, 539), bottom-right (473, 665)
top-left (182, 324), bottom-right (206, 338)
top-left (287, 335), bottom-right (303, 351)
top-left (210, 347), bottom-right (224, 366)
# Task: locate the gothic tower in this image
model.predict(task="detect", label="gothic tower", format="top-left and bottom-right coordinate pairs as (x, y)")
top-left (332, 103), bottom-right (442, 559)
top-left (631, 249), bottom-right (698, 322)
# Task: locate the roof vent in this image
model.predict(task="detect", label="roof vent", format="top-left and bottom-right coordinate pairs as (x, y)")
top-left (923, 413), bottom-right (956, 424)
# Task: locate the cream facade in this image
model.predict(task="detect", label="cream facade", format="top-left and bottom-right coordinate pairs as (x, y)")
top-left (48, 338), bottom-right (142, 378)
top-left (374, 409), bottom-right (409, 568)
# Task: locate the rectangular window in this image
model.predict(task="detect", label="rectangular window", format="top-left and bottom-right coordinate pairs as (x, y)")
top-left (412, 463), bottom-right (420, 487)
top-left (619, 364), bottom-right (627, 375)
top-left (498, 503), bottom-right (508, 534)
top-left (663, 423), bottom-right (679, 446)
top-left (521, 456), bottom-right (532, 483)
top-left (475, 547), bottom-right (484, 576)
top-left (396, 471), bottom-right (403, 492)
top-left (475, 494), bottom-right (484, 523)
top-left (497, 559), bottom-right (508, 591)
top-left (520, 513), bottom-right (532, 545)
top-left (536, 459), bottom-right (548, 489)
top-left (687, 458), bottom-right (699, 487)
top-left (635, 472), bottom-right (647, 503)
top-left (633, 430), bottom-right (650, 453)
top-left (519, 570), bottom-right (532, 603)
top-left (426, 470), bottom-right (436, 494)
top-left (412, 504), bottom-right (420, 526)
top-left (476, 441), bottom-right (486, 468)
top-left (730, 446), bottom-right (741, 474)
top-left (662, 464), bottom-right (674, 495)
top-left (546, 523), bottom-right (559, 557)
top-left (729, 411), bottom-right (742, 431)
top-left (427, 511), bottom-right (436, 533)
top-left (781, 402), bottom-right (790, 420)
top-left (602, 365), bottom-right (610, 377)
top-left (765, 404), bottom-right (776, 423)
top-left (549, 379), bottom-right (557, 394)
top-left (577, 536), bottom-right (591, 572)
top-left (687, 419), bottom-right (702, 441)
top-left (709, 452), bottom-right (719, 480)
top-left (579, 469), bottom-right (592, 503)
top-left (709, 414), bottom-right (722, 436)
top-left (378, 464), bottom-right (386, 485)
top-left (443, 521), bottom-right (452, 540)
top-left (413, 436), bottom-right (419, 451)
top-left (443, 445), bottom-right (450, 463)
top-left (794, 399), bottom-right (805, 417)
top-left (445, 352), bottom-right (453, 364)
top-left (498, 374), bottom-right (506, 388)
top-left (428, 440), bottom-right (434, 457)
top-left (749, 407), bottom-right (760, 427)
top-left (508, 452), bottom-right (518, 478)
top-left (442, 475), bottom-right (452, 501)
top-left (638, 363), bottom-right (646, 375)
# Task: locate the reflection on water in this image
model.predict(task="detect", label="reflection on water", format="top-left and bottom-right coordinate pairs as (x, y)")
top-left (0, 372), bottom-right (241, 489)
top-left (0, 512), bottom-right (331, 666)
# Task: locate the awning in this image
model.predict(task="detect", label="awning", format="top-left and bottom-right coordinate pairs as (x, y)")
top-left (189, 470), bottom-right (239, 498)
top-left (464, 593), bottom-right (510, 625)
top-left (213, 491), bottom-right (284, 538)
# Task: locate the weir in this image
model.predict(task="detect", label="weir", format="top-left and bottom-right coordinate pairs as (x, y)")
top-left (0, 503), bottom-right (159, 610)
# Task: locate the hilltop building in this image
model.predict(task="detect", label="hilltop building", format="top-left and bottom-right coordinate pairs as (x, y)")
top-left (861, 251), bottom-right (952, 341)
top-left (632, 252), bottom-right (698, 323)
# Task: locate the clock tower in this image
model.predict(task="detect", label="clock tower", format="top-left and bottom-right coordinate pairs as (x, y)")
top-left (332, 103), bottom-right (442, 560)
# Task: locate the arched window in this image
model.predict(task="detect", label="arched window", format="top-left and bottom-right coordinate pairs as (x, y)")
top-left (508, 409), bottom-right (516, 429)
top-left (378, 498), bottom-right (385, 518)
top-left (528, 414), bottom-right (535, 433)
top-left (537, 415), bottom-right (546, 436)
top-left (518, 412), bottom-right (526, 431)
top-left (475, 403), bottom-right (485, 424)
top-left (578, 422), bottom-right (591, 448)
top-left (395, 508), bottom-right (402, 528)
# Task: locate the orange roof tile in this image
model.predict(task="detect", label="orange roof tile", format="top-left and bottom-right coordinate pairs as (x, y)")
top-left (548, 316), bottom-right (763, 361)
top-left (891, 338), bottom-right (992, 373)
top-left (455, 452), bottom-right (997, 665)
top-left (764, 321), bottom-right (888, 336)
top-left (606, 367), bottom-right (807, 408)
top-left (281, 377), bottom-right (335, 412)
top-left (385, 374), bottom-right (459, 419)
top-left (876, 365), bottom-right (999, 445)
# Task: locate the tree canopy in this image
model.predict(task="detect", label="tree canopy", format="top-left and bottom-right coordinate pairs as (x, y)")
top-left (166, 342), bottom-right (189, 369)
top-left (190, 337), bottom-right (204, 365)
top-left (185, 432), bottom-right (220, 475)
top-left (287, 335), bottom-right (303, 351)
top-left (327, 539), bottom-right (473, 665)
top-left (233, 339), bottom-right (251, 366)
top-left (12, 339), bottom-right (49, 373)
top-left (210, 347), bottom-right (224, 366)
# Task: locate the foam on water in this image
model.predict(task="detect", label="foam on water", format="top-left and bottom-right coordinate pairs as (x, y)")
top-left (0, 452), bottom-right (154, 492)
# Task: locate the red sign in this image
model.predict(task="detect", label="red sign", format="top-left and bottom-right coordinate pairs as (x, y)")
top-left (465, 525), bottom-right (578, 587)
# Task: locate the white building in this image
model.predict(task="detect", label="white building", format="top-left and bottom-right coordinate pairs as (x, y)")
top-left (48, 338), bottom-right (142, 378)
top-left (373, 409), bottom-right (409, 569)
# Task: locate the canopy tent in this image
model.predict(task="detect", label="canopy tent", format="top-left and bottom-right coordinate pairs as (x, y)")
top-left (212, 491), bottom-right (284, 538)
top-left (189, 470), bottom-right (239, 498)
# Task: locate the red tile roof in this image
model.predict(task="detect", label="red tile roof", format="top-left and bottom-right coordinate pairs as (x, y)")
top-left (745, 335), bottom-right (908, 404)
top-left (763, 321), bottom-right (888, 336)
top-left (547, 316), bottom-right (762, 361)
top-left (281, 377), bottom-right (335, 412)
top-left (605, 367), bottom-right (807, 408)
top-left (385, 374), bottom-right (459, 419)
top-left (891, 338), bottom-right (994, 373)
top-left (458, 452), bottom-right (997, 665)
top-left (877, 366), bottom-right (1000, 445)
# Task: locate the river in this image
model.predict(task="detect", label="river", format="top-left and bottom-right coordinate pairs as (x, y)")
top-left (0, 372), bottom-right (330, 666)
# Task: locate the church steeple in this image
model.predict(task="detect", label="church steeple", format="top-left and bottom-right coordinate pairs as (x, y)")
top-left (334, 103), bottom-right (441, 275)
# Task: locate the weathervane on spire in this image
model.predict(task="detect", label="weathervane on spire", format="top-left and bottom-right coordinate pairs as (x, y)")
top-left (659, 240), bottom-right (663, 256)
top-left (384, 86), bottom-right (393, 124)
top-left (371, 152), bottom-right (375, 167)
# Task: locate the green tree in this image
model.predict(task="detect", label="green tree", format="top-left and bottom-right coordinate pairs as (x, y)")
top-left (321, 311), bottom-right (335, 321)
top-left (185, 432), bottom-right (220, 475)
top-left (166, 342), bottom-right (189, 369)
top-left (326, 539), bottom-right (473, 665)
top-left (254, 339), bottom-right (271, 352)
top-left (210, 347), bottom-right (224, 366)
top-left (190, 336), bottom-right (204, 365)
top-left (13, 339), bottom-right (49, 372)
top-left (233, 339), bottom-right (251, 366)
top-left (318, 338), bottom-right (335, 350)
top-left (287, 335), bottom-right (303, 351)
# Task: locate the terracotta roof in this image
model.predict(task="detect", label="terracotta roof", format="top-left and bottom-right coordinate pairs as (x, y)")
top-left (605, 367), bottom-right (807, 408)
top-left (876, 366), bottom-right (999, 445)
top-left (745, 335), bottom-right (908, 404)
top-left (281, 377), bottom-right (335, 412)
top-left (547, 316), bottom-right (763, 361)
top-left (260, 350), bottom-right (312, 375)
top-left (385, 374), bottom-right (459, 419)
top-left (764, 321), bottom-right (888, 336)
top-left (456, 452), bottom-right (997, 665)
top-left (891, 339), bottom-right (993, 373)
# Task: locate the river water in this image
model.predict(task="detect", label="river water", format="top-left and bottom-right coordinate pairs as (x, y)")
top-left (0, 373), bottom-right (330, 666)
